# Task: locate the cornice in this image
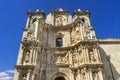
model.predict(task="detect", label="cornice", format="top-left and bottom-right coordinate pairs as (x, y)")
top-left (98, 39), bottom-right (120, 44)
top-left (45, 40), bottom-right (98, 51)
top-left (79, 63), bottom-right (104, 69)
top-left (15, 64), bottom-right (35, 69)
top-left (72, 11), bottom-right (90, 17)
top-left (51, 10), bottom-right (68, 15)
top-left (27, 11), bottom-right (45, 17)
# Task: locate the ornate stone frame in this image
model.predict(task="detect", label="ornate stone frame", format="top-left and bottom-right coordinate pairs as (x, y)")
top-left (50, 72), bottom-right (69, 80)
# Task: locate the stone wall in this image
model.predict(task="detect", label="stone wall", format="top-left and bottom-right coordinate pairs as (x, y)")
top-left (99, 41), bottom-right (120, 80)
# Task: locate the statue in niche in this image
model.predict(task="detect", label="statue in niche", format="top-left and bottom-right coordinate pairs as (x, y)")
top-left (56, 16), bottom-right (62, 26)
top-left (89, 49), bottom-right (96, 62)
top-left (24, 50), bottom-right (30, 63)
top-left (93, 72), bottom-right (99, 80)
top-left (22, 73), bottom-right (27, 80)
top-left (73, 48), bottom-right (78, 66)
top-left (79, 50), bottom-right (83, 64)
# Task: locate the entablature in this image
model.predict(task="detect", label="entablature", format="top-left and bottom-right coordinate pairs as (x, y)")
top-left (15, 65), bottom-right (35, 70)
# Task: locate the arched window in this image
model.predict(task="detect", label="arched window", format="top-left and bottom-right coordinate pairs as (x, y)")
top-left (56, 38), bottom-right (62, 47)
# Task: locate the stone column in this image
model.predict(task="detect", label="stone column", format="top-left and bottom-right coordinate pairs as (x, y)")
top-left (34, 50), bottom-right (37, 65)
top-left (86, 72), bottom-right (89, 80)
top-left (96, 47), bottom-right (102, 62)
top-left (98, 69), bottom-right (104, 80)
top-left (14, 69), bottom-right (21, 80)
top-left (89, 69), bottom-right (93, 80)
top-left (82, 47), bottom-right (85, 64)
top-left (76, 69), bottom-right (80, 80)
top-left (16, 45), bottom-right (24, 65)
top-left (34, 19), bottom-right (39, 41)
top-left (31, 73), bottom-right (35, 80)
top-left (27, 69), bottom-right (31, 80)
top-left (69, 50), bottom-right (73, 67)
top-left (26, 15), bottom-right (31, 28)
top-left (32, 49), bottom-right (35, 64)
top-left (70, 70), bottom-right (74, 80)
top-left (83, 47), bottom-right (87, 64)
top-left (80, 24), bottom-right (84, 40)
top-left (85, 47), bottom-right (90, 63)
top-left (94, 48), bottom-right (99, 63)
top-left (29, 49), bottom-right (33, 64)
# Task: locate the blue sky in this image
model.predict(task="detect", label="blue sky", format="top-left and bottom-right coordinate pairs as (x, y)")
top-left (0, 0), bottom-right (120, 80)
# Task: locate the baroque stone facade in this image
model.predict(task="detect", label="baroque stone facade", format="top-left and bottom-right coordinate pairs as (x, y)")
top-left (14, 8), bottom-right (120, 80)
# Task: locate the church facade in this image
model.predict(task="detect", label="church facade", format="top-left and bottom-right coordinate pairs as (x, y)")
top-left (14, 8), bottom-right (120, 80)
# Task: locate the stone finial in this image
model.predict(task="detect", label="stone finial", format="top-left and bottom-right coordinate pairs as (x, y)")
top-left (36, 9), bottom-right (40, 12)
top-left (78, 9), bottom-right (81, 12)
top-left (86, 10), bottom-right (89, 12)
top-left (59, 8), bottom-right (63, 11)
top-left (28, 10), bottom-right (31, 12)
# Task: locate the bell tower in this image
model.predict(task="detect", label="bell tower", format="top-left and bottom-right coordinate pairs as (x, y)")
top-left (14, 9), bottom-right (45, 80)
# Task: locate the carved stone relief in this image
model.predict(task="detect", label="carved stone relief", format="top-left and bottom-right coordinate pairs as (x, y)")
top-left (27, 32), bottom-right (35, 41)
top-left (53, 52), bottom-right (69, 64)
top-left (71, 23), bottom-right (82, 44)
top-left (55, 16), bottom-right (63, 26)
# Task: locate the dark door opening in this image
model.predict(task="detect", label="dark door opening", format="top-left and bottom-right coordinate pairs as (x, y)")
top-left (55, 77), bottom-right (65, 80)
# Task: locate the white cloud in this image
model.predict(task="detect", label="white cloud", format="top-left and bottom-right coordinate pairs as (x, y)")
top-left (0, 76), bottom-right (13, 80)
top-left (0, 70), bottom-right (14, 80)
top-left (6, 70), bottom-right (14, 74)
top-left (0, 72), bottom-right (8, 77)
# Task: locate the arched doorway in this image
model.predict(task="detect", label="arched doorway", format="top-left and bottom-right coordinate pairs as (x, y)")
top-left (55, 77), bottom-right (65, 80)
top-left (51, 72), bottom-right (69, 80)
